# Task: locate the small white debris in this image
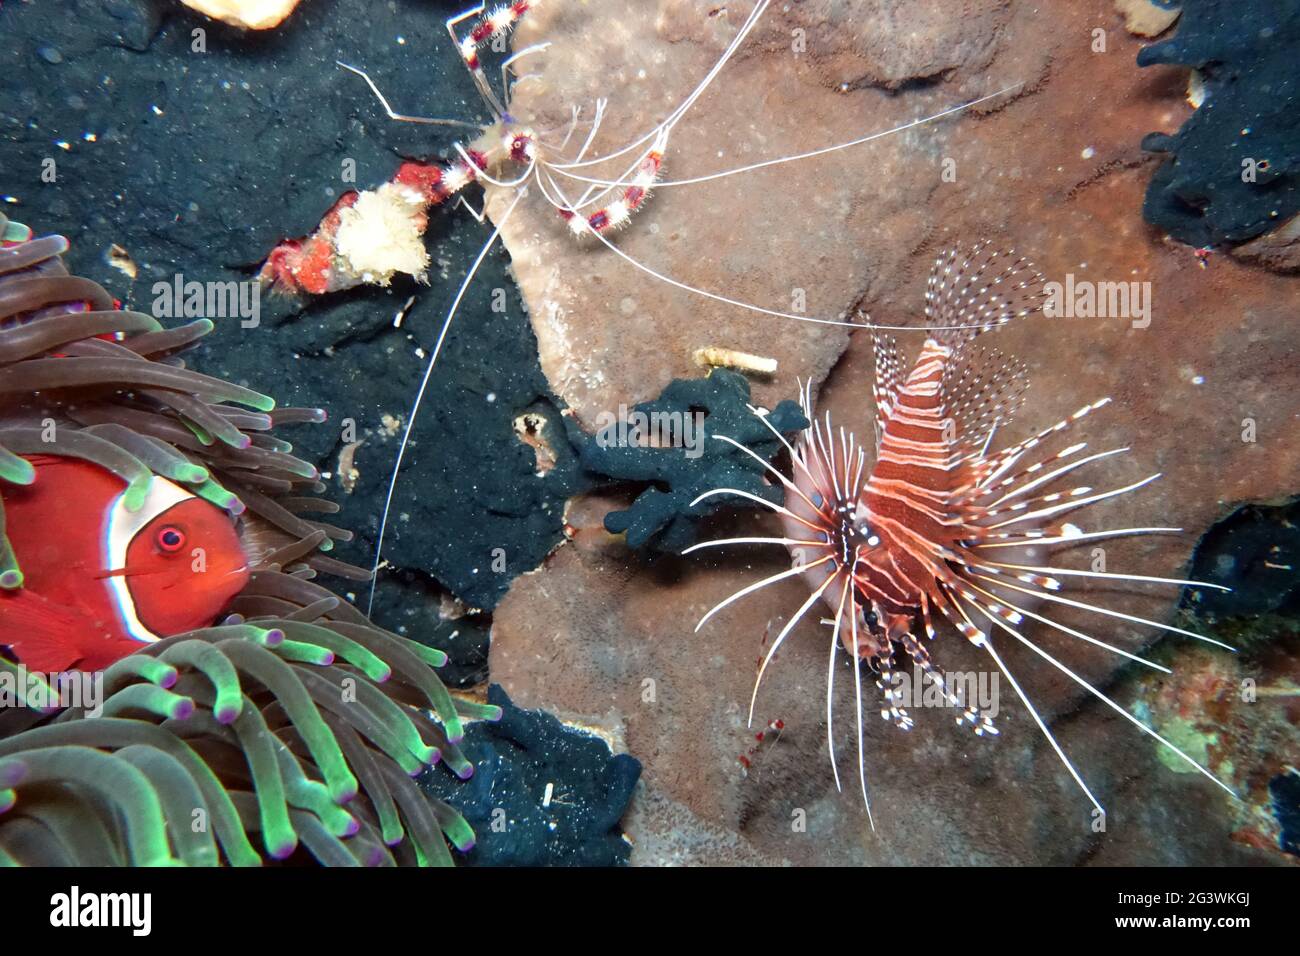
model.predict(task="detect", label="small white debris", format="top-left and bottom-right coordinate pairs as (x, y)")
top-left (105, 243), bottom-right (138, 280)
top-left (693, 346), bottom-right (778, 375)
top-left (337, 440), bottom-right (365, 494)
top-left (392, 294), bottom-right (416, 328)
top-left (1081, 146), bottom-right (1095, 159)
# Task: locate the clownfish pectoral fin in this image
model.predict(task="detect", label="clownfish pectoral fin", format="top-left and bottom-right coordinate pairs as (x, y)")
top-left (93, 566), bottom-right (166, 580)
top-left (0, 589), bottom-right (98, 673)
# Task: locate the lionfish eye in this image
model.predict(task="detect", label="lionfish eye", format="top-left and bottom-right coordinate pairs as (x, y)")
top-left (156, 526), bottom-right (186, 554)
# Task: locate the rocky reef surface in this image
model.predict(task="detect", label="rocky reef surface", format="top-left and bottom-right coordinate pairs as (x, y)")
top-left (486, 0), bottom-right (1299, 864)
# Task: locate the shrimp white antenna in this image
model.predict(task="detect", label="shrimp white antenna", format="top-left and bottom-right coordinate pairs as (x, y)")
top-left (447, 4), bottom-right (508, 118)
top-left (367, 188), bottom-right (528, 616)
top-left (549, 85), bottom-right (1023, 190)
top-left (502, 42), bottom-right (552, 110)
top-left (551, 0), bottom-right (773, 172)
top-left (336, 61), bottom-right (482, 129)
top-left (542, 169), bottom-right (1014, 333)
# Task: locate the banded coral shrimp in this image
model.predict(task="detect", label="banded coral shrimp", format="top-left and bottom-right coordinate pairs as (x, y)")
top-left (308, 0), bottom-right (1024, 613)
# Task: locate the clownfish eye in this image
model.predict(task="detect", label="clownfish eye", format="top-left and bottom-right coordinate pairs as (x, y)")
top-left (156, 526), bottom-right (186, 554)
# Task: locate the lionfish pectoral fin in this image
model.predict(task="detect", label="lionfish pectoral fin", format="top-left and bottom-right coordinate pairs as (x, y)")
top-left (940, 344), bottom-right (1030, 468)
top-left (871, 333), bottom-right (904, 449)
top-left (922, 242), bottom-right (1046, 351)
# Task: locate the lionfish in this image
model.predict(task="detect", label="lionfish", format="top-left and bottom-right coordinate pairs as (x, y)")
top-left (687, 242), bottom-right (1235, 827)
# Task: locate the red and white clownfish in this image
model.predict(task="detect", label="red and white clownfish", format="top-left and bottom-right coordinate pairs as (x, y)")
top-left (0, 456), bottom-right (250, 672)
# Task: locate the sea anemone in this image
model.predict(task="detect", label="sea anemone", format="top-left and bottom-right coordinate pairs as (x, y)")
top-left (0, 212), bottom-right (497, 865)
top-left (0, 621), bottom-right (494, 866)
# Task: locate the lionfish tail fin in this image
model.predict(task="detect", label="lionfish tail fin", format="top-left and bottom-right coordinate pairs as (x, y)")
top-left (924, 240), bottom-right (1046, 351)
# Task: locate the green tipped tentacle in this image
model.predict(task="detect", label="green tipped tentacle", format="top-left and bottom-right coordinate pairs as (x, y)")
top-left (206, 703), bottom-right (298, 860)
top-left (0, 747), bottom-right (179, 866)
top-left (122, 318), bottom-right (214, 358)
top-left (378, 761), bottom-right (456, 867)
top-left (328, 623), bottom-right (464, 742)
top-left (178, 416), bottom-right (216, 446)
top-left (191, 477), bottom-right (245, 514)
top-left (81, 423), bottom-right (211, 485)
top-left (216, 640), bottom-right (358, 803)
top-left (313, 666), bottom-right (439, 768)
top-left (158, 640), bottom-right (244, 723)
top-left (99, 684), bottom-right (194, 721)
top-left (0, 426), bottom-right (153, 511)
top-left (0, 537), bottom-right (21, 589)
top-left (452, 697), bottom-right (504, 722)
top-left (0, 442), bottom-right (36, 485)
top-left (319, 712), bottom-right (405, 847)
top-left (103, 655), bottom-right (179, 691)
top-left (0, 719), bottom-right (262, 867)
top-left (428, 798), bottom-right (477, 853)
top-left (291, 668), bottom-right (427, 775)
top-left (405, 642), bottom-right (449, 669)
top-left (274, 621), bottom-right (393, 682)
top-left (269, 741), bottom-right (358, 838)
top-left (407, 709), bottom-right (475, 780)
top-left (272, 639), bottom-right (336, 666)
top-left (116, 744), bottom-right (220, 867)
top-left (1, 218), bottom-right (32, 243)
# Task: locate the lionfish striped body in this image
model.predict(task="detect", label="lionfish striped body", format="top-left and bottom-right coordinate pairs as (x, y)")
top-left (689, 243), bottom-right (1235, 827)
